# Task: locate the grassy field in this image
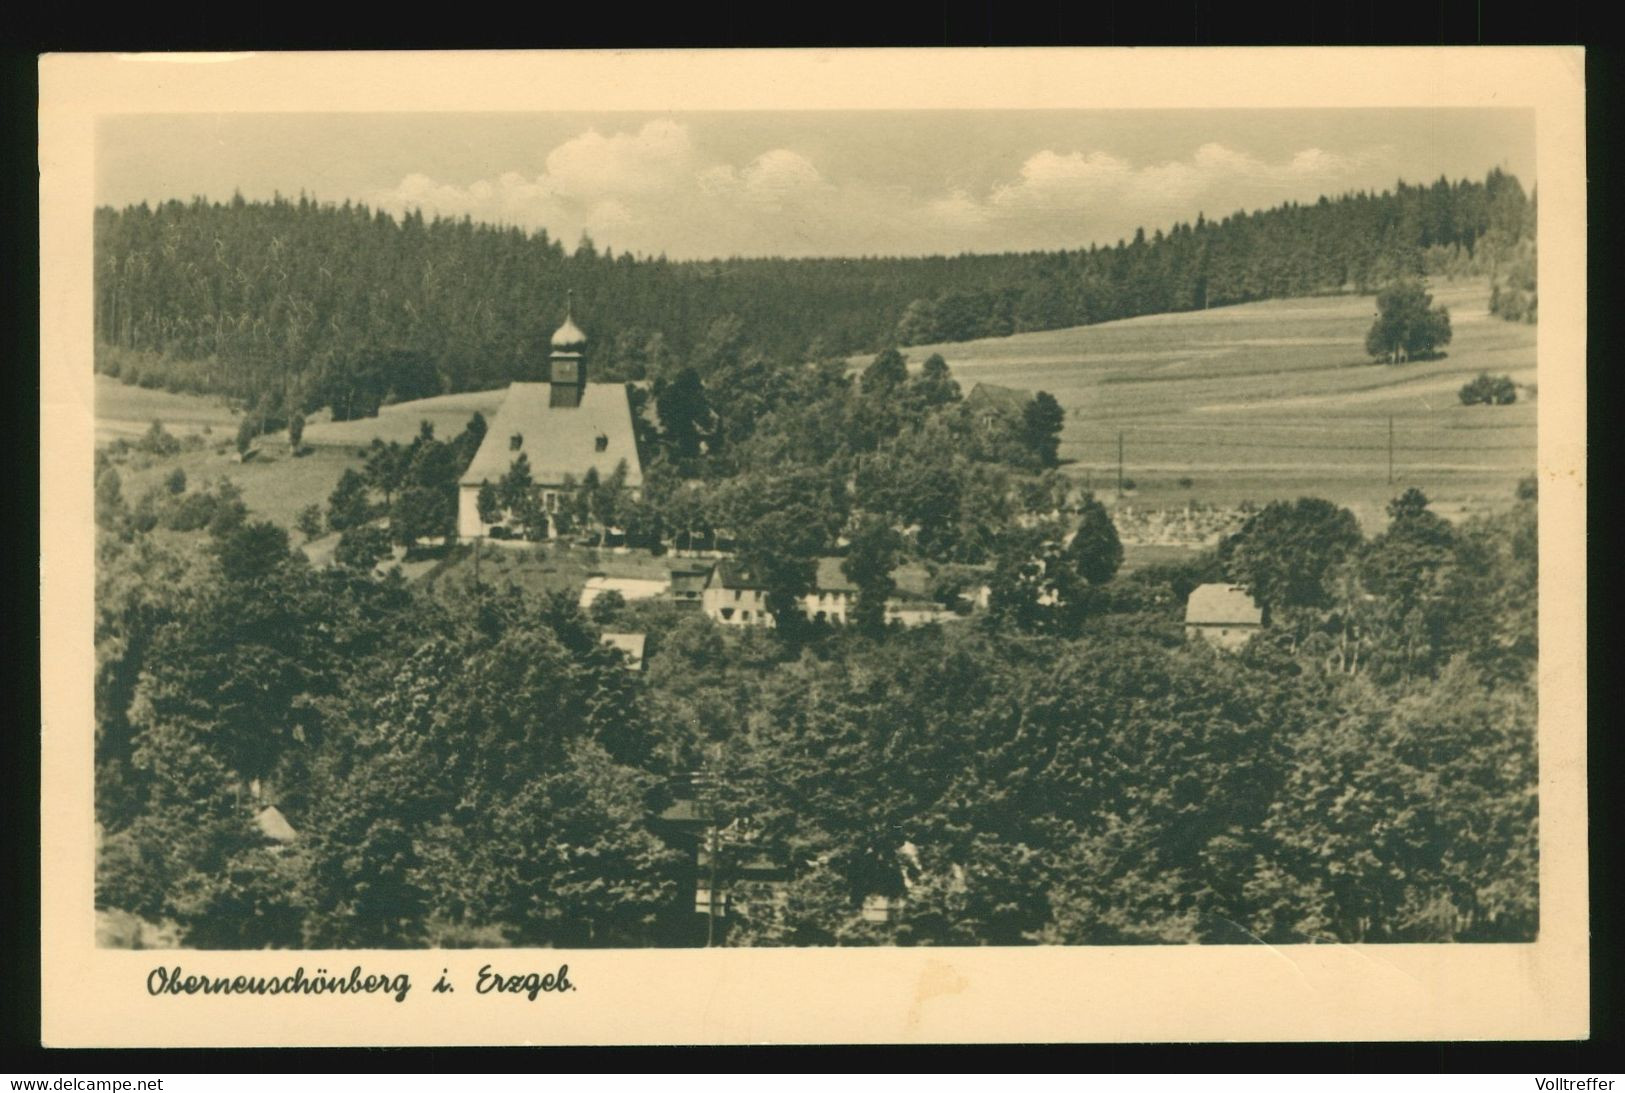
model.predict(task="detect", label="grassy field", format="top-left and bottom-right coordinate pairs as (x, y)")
top-left (95, 375), bottom-right (239, 443)
top-left (110, 440), bottom-right (365, 533)
top-left (300, 388), bottom-right (509, 448)
top-left (99, 278), bottom-right (1536, 542)
top-left (875, 279), bottom-right (1537, 527)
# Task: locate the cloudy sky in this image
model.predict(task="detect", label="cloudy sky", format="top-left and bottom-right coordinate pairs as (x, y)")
top-left (98, 110), bottom-right (1533, 260)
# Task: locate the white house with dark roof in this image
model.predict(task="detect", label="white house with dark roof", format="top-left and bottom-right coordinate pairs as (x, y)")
top-left (1184, 583), bottom-right (1264, 650)
top-left (457, 299), bottom-right (643, 539)
top-left (702, 556), bottom-right (958, 628)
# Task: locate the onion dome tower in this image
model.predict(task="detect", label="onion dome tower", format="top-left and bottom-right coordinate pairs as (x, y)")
top-left (549, 290), bottom-right (589, 408)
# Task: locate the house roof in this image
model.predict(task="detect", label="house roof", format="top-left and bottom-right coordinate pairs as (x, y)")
top-left (669, 566), bottom-right (713, 595)
top-left (708, 559), bottom-right (766, 591)
top-left (254, 805), bottom-right (298, 844)
top-left (966, 382), bottom-right (1031, 415)
top-left (1184, 583), bottom-right (1264, 626)
top-left (600, 631), bottom-right (647, 668)
top-left (459, 382), bottom-right (643, 489)
top-left (579, 575), bottom-right (669, 608)
top-left (814, 557), bottom-right (859, 594)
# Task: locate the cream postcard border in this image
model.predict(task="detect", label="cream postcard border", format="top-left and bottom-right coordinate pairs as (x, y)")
top-left (39, 47), bottom-right (1588, 1046)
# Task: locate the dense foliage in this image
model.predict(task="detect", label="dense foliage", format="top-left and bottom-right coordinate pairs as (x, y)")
top-left (96, 421), bottom-right (1539, 946)
top-left (94, 171), bottom-right (1534, 417)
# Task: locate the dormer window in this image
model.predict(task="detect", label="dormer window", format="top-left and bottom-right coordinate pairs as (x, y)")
top-left (509, 433), bottom-right (523, 451)
top-left (595, 433), bottom-right (609, 453)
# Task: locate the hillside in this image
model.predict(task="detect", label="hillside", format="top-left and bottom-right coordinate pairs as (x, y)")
top-left (93, 170), bottom-right (1535, 417)
top-left (866, 278), bottom-right (1535, 521)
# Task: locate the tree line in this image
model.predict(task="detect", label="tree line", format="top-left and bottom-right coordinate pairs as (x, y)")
top-left (93, 170), bottom-right (1534, 420)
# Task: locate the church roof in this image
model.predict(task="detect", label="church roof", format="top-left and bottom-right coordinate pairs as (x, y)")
top-left (460, 382), bottom-right (644, 489)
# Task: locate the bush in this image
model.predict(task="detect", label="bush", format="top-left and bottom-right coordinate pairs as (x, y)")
top-left (1459, 372), bottom-right (1517, 406)
top-left (335, 524), bottom-right (393, 571)
top-left (138, 420), bottom-right (181, 457)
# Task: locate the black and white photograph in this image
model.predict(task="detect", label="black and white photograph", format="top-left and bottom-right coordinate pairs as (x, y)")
top-left (40, 48), bottom-right (1587, 1045)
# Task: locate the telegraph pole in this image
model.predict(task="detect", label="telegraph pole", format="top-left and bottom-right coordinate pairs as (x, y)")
top-left (1117, 431), bottom-right (1125, 495)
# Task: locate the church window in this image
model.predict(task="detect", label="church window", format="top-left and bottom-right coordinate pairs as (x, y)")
top-left (595, 433), bottom-right (609, 452)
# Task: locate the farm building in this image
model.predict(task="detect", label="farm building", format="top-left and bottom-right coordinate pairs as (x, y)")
top-left (965, 381), bottom-right (1031, 428)
top-left (1184, 583), bottom-right (1264, 650)
top-left (457, 299), bottom-right (643, 539)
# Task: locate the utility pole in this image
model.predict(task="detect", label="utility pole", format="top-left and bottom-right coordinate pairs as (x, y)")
top-left (1117, 431), bottom-right (1125, 495)
top-left (1387, 416), bottom-right (1394, 486)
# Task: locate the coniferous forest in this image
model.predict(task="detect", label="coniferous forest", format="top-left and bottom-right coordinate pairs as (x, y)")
top-left (95, 170), bottom-right (1536, 418)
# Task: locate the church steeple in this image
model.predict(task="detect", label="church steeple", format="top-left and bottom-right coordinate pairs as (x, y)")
top-left (548, 291), bottom-right (588, 408)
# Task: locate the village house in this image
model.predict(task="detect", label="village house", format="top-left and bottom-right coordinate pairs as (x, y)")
top-left (1184, 583), bottom-right (1265, 650)
top-left (965, 381), bottom-right (1031, 429)
top-left (701, 557), bottom-right (957, 628)
top-left (457, 298), bottom-right (644, 540)
top-left (668, 565), bottom-right (713, 609)
top-left (701, 560), bottom-right (773, 626)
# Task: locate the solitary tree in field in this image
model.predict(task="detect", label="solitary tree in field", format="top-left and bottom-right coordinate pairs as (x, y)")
top-left (288, 412), bottom-right (305, 453)
top-left (1366, 280), bottom-right (1453, 363)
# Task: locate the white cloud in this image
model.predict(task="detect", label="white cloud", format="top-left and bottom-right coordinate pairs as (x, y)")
top-left (739, 149), bottom-right (825, 207)
top-left (941, 142), bottom-right (1384, 248)
top-left (543, 119), bottom-right (695, 198)
top-left (369, 125), bottom-right (1387, 258)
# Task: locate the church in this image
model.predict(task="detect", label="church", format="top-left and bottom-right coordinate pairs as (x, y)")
top-left (457, 299), bottom-right (644, 539)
